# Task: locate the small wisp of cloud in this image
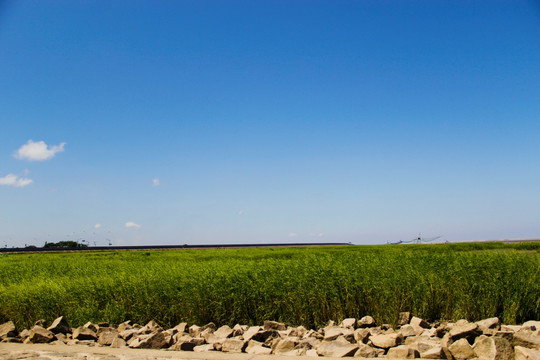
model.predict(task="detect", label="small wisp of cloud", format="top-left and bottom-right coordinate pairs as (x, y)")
top-left (237, 210), bottom-right (244, 215)
top-left (152, 178), bottom-right (160, 187)
top-left (0, 173), bottom-right (33, 187)
top-left (288, 233), bottom-right (298, 237)
top-left (14, 140), bottom-right (66, 161)
top-left (94, 223), bottom-right (101, 229)
top-left (125, 221), bottom-right (141, 229)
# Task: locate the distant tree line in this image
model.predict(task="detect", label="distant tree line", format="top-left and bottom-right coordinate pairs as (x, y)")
top-left (43, 241), bottom-right (88, 249)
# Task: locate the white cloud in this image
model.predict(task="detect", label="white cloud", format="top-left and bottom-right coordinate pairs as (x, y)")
top-left (14, 140), bottom-right (66, 161)
top-left (0, 174), bottom-right (33, 187)
top-left (152, 178), bottom-right (160, 187)
top-left (288, 233), bottom-right (298, 237)
top-left (125, 221), bottom-right (141, 229)
top-left (237, 210), bottom-right (244, 215)
top-left (94, 223), bottom-right (101, 229)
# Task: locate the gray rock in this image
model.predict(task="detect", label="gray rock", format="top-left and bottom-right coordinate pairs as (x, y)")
top-left (476, 318), bottom-right (501, 333)
top-left (242, 326), bottom-right (262, 341)
top-left (170, 335), bottom-right (205, 351)
top-left (0, 321), bottom-right (17, 339)
top-left (473, 335), bottom-right (514, 360)
top-left (400, 324), bottom-right (418, 337)
top-left (213, 325), bottom-right (234, 339)
top-left (450, 322), bottom-right (480, 341)
top-left (448, 338), bottom-right (475, 360)
top-left (411, 316), bottom-right (431, 329)
top-left (139, 320), bottom-right (163, 334)
top-left (72, 326), bottom-right (97, 341)
top-left (83, 321), bottom-right (98, 332)
top-left (513, 330), bottom-right (540, 349)
top-left (172, 322), bottom-right (188, 334)
top-left (273, 336), bottom-right (299, 354)
top-left (232, 324), bottom-right (245, 337)
top-left (28, 325), bottom-right (54, 343)
top-left (98, 330), bottom-right (119, 346)
top-left (119, 328), bottom-right (139, 340)
top-left (387, 344), bottom-right (420, 359)
top-left (523, 321), bottom-right (540, 330)
top-left (110, 336), bottom-right (126, 348)
top-left (324, 326), bottom-right (346, 341)
top-left (193, 344), bottom-right (215, 352)
top-left (515, 346), bottom-right (540, 360)
top-left (420, 346), bottom-right (444, 359)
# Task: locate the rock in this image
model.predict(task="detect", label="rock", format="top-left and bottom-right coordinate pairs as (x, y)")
top-left (354, 343), bottom-right (383, 358)
top-left (172, 322), bottom-right (188, 334)
top-left (72, 326), bottom-right (97, 341)
top-left (317, 338), bottom-right (359, 357)
top-left (47, 316), bottom-right (71, 334)
top-left (513, 330), bottom-right (540, 349)
top-left (400, 324), bottom-right (419, 337)
top-left (98, 330), bottom-right (120, 346)
top-left (251, 329), bottom-right (280, 343)
top-left (83, 321), bottom-right (98, 332)
top-left (213, 325), bottom-right (233, 339)
top-left (117, 321), bottom-right (132, 332)
top-left (523, 321), bottom-right (540, 330)
top-left (139, 320), bottom-right (163, 334)
top-left (19, 329), bottom-right (31, 339)
top-left (110, 336), bottom-right (126, 348)
top-left (411, 316), bottom-right (431, 329)
top-left (34, 319), bottom-right (47, 328)
top-left (324, 326), bottom-right (345, 341)
top-left (473, 335), bottom-right (513, 360)
top-left (273, 336), bottom-right (299, 354)
top-left (119, 328), bottom-right (139, 340)
top-left (370, 333), bottom-right (403, 349)
top-left (342, 318), bottom-right (357, 329)
top-left (387, 344), bottom-right (420, 359)
top-left (420, 346), bottom-right (445, 359)
top-left (170, 335), bottom-right (205, 351)
top-left (245, 340), bottom-right (272, 354)
top-left (264, 320), bottom-right (286, 331)
top-left (194, 344), bottom-right (215, 352)
top-left (494, 331), bottom-right (514, 341)
top-left (0, 321), bottom-right (17, 339)
top-left (188, 325), bottom-right (201, 337)
top-left (242, 326), bottom-right (262, 341)
top-left (448, 338), bottom-right (475, 360)
top-left (476, 318), bottom-right (501, 333)
top-left (1, 337), bottom-right (22, 343)
top-left (28, 326), bottom-right (54, 343)
top-left (292, 325), bottom-right (307, 338)
top-left (399, 312), bottom-right (413, 326)
top-left (354, 328), bottom-right (370, 343)
top-left (232, 324), bottom-right (245, 337)
top-left (221, 338), bottom-right (246, 352)
top-left (515, 346), bottom-right (540, 360)
top-left (358, 316), bottom-right (376, 328)
top-left (450, 322), bottom-right (480, 341)
top-left (502, 325), bottom-right (523, 332)
top-left (54, 333), bottom-right (68, 343)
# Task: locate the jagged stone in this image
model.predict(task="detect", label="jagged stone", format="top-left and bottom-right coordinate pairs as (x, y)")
top-left (476, 318), bottom-right (501, 333)
top-left (358, 316), bottom-right (376, 328)
top-left (193, 344), bottom-right (215, 352)
top-left (34, 319), bottom-right (47, 328)
top-left (513, 330), bottom-right (540, 349)
top-left (110, 336), bottom-right (126, 348)
top-left (370, 333), bottom-right (403, 349)
top-left (54, 333), bottom-right (68, 343)
top-left (170, 335), bottom-right (205, 351)
top-left (473, 335), bottom-right (513, 360)
top-left (354, 343), bottom-right (383, 358)
top-left (502, 325), bottom-right (523, 332)
top-left (19, 329), bottom-right (31, 340)
top-left (212, 325), bottom-right (233, 339)
top-left (448, 338), bottom-right (475, 360)
top-left (324, 326), bottom-right (346, 341)
top-left (515, 346), bottom-right (540, 360)
top-left (251, 329), bottom-right (280, 343)
top-left (387, 344), bottom-right (420, 359)
top-left (221, 338), bottom-right (246, 352)
top-left (306, 349), bottom-right (319, 357)
top-left (264, 320), bottom-right (286, 331)
top-left (98, 330), bottom-right (119, 346)
top-left (341, 318), bottom-right (357, 329)
top-left (232, 324), bottom-right (245, 337)
top-left (171, 322), bottom-right (188, 334)
top-left (245, 340), bottom-right (272, 354)
top-left (242, 326), bottom-right (262, 341)
top-left (523, 321), bottom-right (540, 330)
top-left (47, 316), bottom-right (71, 335)
top-left (82, 321), bottom-right (98, 332)
top-left (72, 326), bottom-right (97, 341)
top-left (450, 322), bottom-right (480, 341)
top-left (119, 328), bottom-right (139, 340)
top-left (317, 337), bottom-right (358, 357)
top-left (116, 321), bottom-right (132, 332)
top-left (400, 324), bottom-right (419, 337)
top-left (354, 328), bottom-right (370, 343)
top-left (399, 312), bottom-right (413, 326)
top-left (420, 346), bottom-right (445, 359)
top-left (28, 326), bottom-right (54, 343)
top-left (139, 320), bottom-right (163, 334)
top-left (273, 336), bottom-right (299, 354)
top-left (411, 316), bottom-right (431, 329)
top-left (0, 321), bottom-right (17, 339)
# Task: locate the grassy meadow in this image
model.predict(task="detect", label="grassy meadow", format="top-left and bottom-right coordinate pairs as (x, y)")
top-left (0, 242), bottom-right (539, 330)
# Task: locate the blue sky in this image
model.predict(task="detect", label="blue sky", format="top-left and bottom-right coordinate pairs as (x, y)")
top-left (1, 1), bottom-right (539, 247)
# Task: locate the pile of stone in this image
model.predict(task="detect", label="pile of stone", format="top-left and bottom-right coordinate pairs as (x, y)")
top-left (1, 314), bottom-right (539, 359)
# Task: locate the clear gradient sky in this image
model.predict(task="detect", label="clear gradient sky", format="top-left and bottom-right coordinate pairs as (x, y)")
top-left (1, 1), bottom-right (540, 247)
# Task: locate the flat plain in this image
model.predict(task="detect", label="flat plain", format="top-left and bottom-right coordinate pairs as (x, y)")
top-left (0, 242), bottom-right (539, 330)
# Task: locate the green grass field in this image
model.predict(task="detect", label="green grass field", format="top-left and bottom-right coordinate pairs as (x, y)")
top-left (1, 242), bottom-right (539, 330)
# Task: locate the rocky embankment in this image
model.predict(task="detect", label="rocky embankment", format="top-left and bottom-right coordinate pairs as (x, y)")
top-left (1, 314), bottom-right (539, 359)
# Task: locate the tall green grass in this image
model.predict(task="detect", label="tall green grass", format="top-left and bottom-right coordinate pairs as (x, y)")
top-left (0, 243), bottom-right (539, 330)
